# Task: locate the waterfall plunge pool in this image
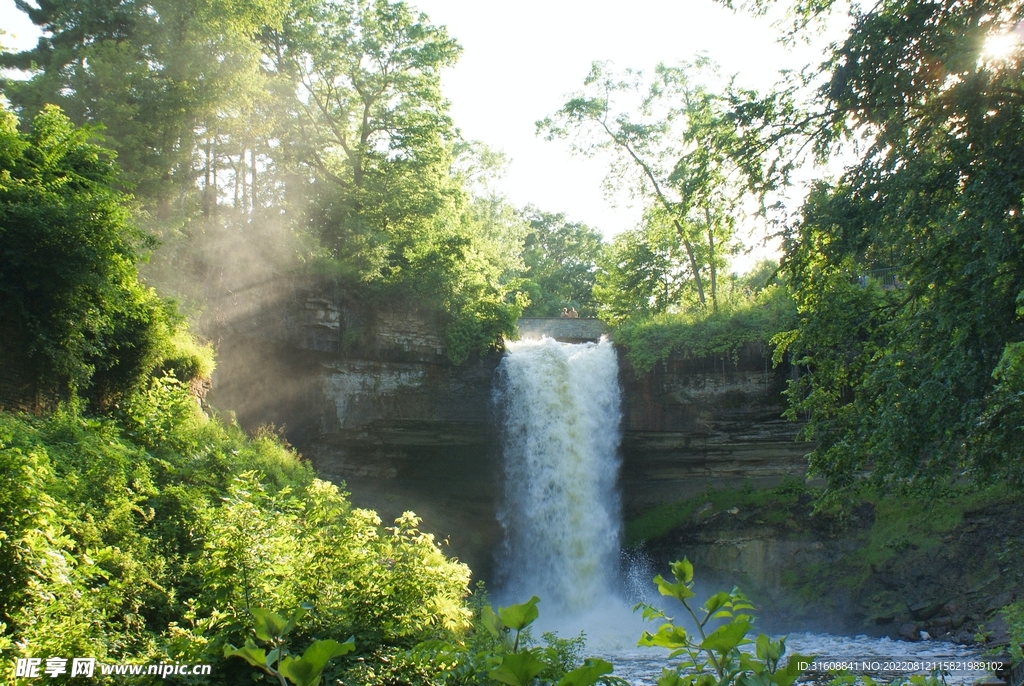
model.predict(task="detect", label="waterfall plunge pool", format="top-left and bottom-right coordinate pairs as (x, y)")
top-left (491, 337), bottom-right (989, 685)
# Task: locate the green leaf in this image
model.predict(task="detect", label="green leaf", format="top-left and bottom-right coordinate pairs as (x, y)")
top-left (634, 602), bottom-right (669, 622)
top-left (224, 638), bottom-right (268, 668)
top-left (488, 650), bottom-right (547, 686)
top-left (654, 573), bottom-right (695, 601)
top-left (557, 658), bottom-right (614, 686)
top-left (277, 637), bottom-right (355, 686)
top-left (704, 591), bottom-right (731, 615)
top-left (770, 653), bottom-right (811, 686)
top-left (699, 618), bottom-right (751, 654)
top-left (755, 634), bottom-right (770, 661)
top-left (740, 653), bottom-right (767, 677)
top-left (251, 607), bottom-right (291, 642)
top-left (656, 668), bottom-right (687, 686)
top-left (638, 623), bottom-right (689, 650)
top-left (497, 596), bottom-right (540, 631)
top-left (482, 605), bottom-right (504, 636)
top-left (671, 558), bottom-right (694, 584)
top-left (282, 605), bottom-right (310, 637)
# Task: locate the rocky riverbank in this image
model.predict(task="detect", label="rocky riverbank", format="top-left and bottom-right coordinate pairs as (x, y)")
top-left (633, 484), bottom-right (1023, 650)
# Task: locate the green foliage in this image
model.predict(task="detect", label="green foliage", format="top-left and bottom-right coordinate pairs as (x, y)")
top-left (613, 271), bottom-right (796, 373)
top-left (594, 219), bottom-right (693, 325)
top-left (196, 476), bottom-right (472, 651)
top-left (3, 0), bottom-right (526, 370)
top-left (749, 0), bottom-right (1024, 495)
top-left (520, 208), bottom-right (603, 318)
top-left (225, 605), bottom-right (355, 686)
top-left (0, 389), bottom-right (476, 683)
top-left (0, 105), bottom-right (213, 409)
top-left (1004, 599), bottom-right (1024, 661)
top-left (0, 0), bottom-right (283, 210)
top-left (636, 559), bottom-right (808, 686)
top-left (383, 591), bottom-right (626, 686)
top-left (476, 596), bottom-right (622, 686)
top-left (284, 0), bottom-right (525, 363)
top-left (541, 60), bottom-right (787, 313)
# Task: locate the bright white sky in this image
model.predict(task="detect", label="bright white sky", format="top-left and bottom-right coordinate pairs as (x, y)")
top-left (1, 0), bottom-right (850, 270)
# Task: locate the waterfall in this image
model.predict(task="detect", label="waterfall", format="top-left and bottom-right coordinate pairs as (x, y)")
top-left (493, 336), bottom-right (622, 614)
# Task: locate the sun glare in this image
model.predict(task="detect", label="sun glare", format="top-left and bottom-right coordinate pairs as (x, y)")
top-left (982, 26), bottom-right (1022, 62)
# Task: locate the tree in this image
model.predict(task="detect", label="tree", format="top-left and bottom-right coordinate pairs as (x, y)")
top-left (0, 105), bottom-right (192, 407)
top-left (0, 0), bottom-right (283, 215)
top-left (752, 0), bottom-right (1024, 492)
top-left (540, 59), bottom-right (758, 312)
top-left (278, 0), bottom-right (461, 273)
top-left (520, 209), bottom-right (602, 318)
top-left (593, 216), bottom-right (691, 325)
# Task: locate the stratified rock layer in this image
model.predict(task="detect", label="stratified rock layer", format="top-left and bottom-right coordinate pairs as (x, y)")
top-left (207, 278), bottom-right (810, 579)
top-left (618, 346), bottom-right (810, 515)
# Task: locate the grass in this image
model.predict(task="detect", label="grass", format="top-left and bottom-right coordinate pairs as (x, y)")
top-left (623, 479), bottom-right (810, 547)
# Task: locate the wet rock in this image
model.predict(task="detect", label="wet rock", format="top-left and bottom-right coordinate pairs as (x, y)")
top-left (987, 591), bottom-right (1015, 613)
top-left (953, 629), bottom-right (976, 645)
top-left (982, 616), bottom-right (1011, 647)
top-left (969, 573), bottom-right (1000, 594)
top-left (911, 599), bottom-right (945, 621)
top-left (899, 623), bottom-right (920, 641)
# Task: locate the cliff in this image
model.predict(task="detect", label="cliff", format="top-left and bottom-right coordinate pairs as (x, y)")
top-left (618, 344), bottom-right (810, 515)
top-left (205, 279), bottom-right (810, 579)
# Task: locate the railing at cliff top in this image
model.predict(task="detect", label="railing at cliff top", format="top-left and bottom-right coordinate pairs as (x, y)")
top-left (514, 317), bottom-right (608, 343)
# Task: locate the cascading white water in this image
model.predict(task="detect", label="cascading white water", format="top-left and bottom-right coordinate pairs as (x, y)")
top-left (493, 336), bottom-right (622, 614)
top-left (491, 336), bottom-right (989, 684)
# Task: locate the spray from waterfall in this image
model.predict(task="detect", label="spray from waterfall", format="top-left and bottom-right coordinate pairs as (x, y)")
top-left (493, 336), bottom-right (623, 614)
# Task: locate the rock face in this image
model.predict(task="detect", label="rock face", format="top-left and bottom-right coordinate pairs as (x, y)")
top-left (208, 280), bottom-right (810, 578)
top-left (516, 317), bottom-right (608, 342)
top-left (644, 495), bottom-right (1024, 643)
top-left (207, 278), bottom-right (503, 578)
top-left (619, 346), bottom-right (811, 515)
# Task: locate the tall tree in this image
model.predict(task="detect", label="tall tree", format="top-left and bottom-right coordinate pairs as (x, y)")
top-left (540, 59), bottom-right (758, 311)
top-left (277, 0), bottom-right (461, 275)
top-left (592, 216), bottom-right (690, 325)
top-left (0, 0), bottom-right (283, 214)
top-left (748, 0), bottom-right (1024, 492)
top-left (520, 209), bottom-right (602, 317)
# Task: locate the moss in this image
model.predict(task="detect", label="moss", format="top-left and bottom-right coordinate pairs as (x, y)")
top-left (623, 479), bottom-right (810, 546)
top-left (628, 481), bottom-right (1024, 635)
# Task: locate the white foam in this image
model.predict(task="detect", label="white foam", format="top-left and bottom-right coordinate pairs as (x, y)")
top-left (494, 336), bottom-right (623, 614)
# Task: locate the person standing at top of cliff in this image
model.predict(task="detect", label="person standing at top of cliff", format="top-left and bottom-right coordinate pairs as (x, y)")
top-left (560, 308), bottom-right (569, 317)
top-left (568, 307), bottom-right (579, 318)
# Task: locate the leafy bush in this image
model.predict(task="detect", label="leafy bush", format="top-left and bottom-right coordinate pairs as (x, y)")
top-left (0, 395), bottom-right (473, 682)
top-left (0, 105), bottom-right (213, 409)
top-left (389, 593), bottom-right (625, 686)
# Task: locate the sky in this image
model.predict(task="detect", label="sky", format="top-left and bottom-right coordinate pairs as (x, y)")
top-left (0, 0), bottom-right (850, 269)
